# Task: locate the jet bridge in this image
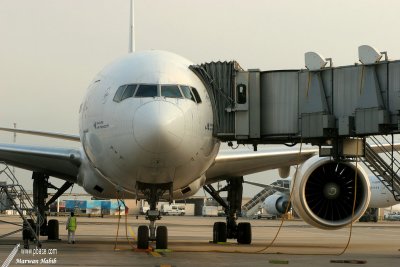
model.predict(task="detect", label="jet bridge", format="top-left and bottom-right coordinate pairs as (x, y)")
top-left (191, 45), bottom-right (400, 157)
top-left (193, 45), bottom-right (400, 201)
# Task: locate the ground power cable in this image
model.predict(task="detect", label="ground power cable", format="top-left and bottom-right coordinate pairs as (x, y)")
top-left (254, 141), bottom-right (304, 253)
top-left (335, 139), bottom-right (360, 256)
top-left (113, 191), bottom-right (122, 251)
top-left (114, 190), bottom-right (136, 251)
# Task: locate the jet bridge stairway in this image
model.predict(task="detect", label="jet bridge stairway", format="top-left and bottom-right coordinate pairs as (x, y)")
top-left (0, 162), bottom-right (43, 248)
top-left (362, 136), bottom-right (400, 201)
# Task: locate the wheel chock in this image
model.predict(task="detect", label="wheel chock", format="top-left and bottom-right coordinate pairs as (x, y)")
top-left (269, 259), bottom-right (289, 264)
top-left (330, 260), bottom-right (367, 264)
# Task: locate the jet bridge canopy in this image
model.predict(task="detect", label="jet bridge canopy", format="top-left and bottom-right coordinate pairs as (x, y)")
top-left (191, 48), bottom-right (400, 150)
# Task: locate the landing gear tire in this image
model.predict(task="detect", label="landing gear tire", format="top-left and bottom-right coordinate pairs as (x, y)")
top-left (237, 222), bottom-right (251, 244)
top-left (156, 226), bottom-right (168, 249)
top-left (137, 225), bottom-right (149, 249)
top-left (22, 219), bottom-right (35, 242)
top-left (213, 222), bottom-right (227, 243)
top-left (47, 219), bottom-right (59, 240)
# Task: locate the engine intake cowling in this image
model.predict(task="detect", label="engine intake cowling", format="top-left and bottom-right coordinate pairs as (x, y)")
top-left (262, 193), bottom-right (291, 216)
top-left (292, 156), bottom-right (370, 230)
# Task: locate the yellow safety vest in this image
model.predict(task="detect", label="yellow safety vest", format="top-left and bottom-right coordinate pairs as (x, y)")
top-left (68, 216), bottom-right (77, 231)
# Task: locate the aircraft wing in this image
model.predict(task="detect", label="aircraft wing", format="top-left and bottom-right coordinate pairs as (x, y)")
top-left (0, 127), bottom-right (80, 142)
top-left (0, 143), bottom-right (81, 183)
top-left (205, 148), bottom-right (317, 184)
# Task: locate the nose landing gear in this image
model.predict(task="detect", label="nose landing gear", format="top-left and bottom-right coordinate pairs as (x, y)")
top-left (136, 182), bottom-right (171, 249)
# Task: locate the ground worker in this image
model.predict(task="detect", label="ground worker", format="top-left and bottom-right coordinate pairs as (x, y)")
top-left (66, 212), bottom-right (77, 244)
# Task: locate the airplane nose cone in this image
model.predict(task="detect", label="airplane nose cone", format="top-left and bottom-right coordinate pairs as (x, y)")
top-left (133, 101), bottom-right (185, 153)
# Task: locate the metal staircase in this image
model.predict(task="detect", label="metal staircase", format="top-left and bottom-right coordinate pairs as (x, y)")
top-left (362, 136), bottom-right (400, 201)
top-left (242, 180), bottom-right (285, 217)
top-left (0, 162), bottom-right (43, 247)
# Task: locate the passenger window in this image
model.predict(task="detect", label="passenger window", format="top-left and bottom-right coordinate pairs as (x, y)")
top-left (191, 87), bottom-right (202, 103)
top-left (121, 84), bottom-right (137, 101)
top-left (135, 84), bottom-right (158, 97)
top-left (161, 85), bottom-right (183, 98)
top-left (180, 85), bottom-right (196, 102)
top-left (113, 85), bottom-right (127, 102)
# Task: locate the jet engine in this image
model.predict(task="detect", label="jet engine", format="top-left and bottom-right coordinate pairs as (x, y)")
top-left (262, 193), bottom-right (291, 216)
top-left (292, 156), bottom-right (370, 230)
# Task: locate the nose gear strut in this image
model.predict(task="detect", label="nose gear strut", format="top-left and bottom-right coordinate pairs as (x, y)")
top-left (135, 182), bottom-right (172, 249)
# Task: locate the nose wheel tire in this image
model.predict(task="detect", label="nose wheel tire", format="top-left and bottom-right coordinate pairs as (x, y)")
top-left (213, 222), bottom-right (227, 243)
top-left (137, 225), bottom-right (149, 249)
top-left (156, 226), bottom-right (168, 249)
top-left (237, 222), bottom-right (251, 244)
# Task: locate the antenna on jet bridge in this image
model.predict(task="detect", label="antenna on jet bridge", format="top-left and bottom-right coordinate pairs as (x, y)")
top-left (128, 0), bottom-right (135, 53)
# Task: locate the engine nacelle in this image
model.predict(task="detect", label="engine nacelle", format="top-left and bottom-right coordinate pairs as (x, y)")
top-left (262, 193), bottom-right (291, 216)
top-left (292, 156), bottom-right (370, 230)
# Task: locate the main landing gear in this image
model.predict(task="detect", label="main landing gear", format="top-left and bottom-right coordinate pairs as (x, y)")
top-left (203, 177), bottom-right (252, 244)
top-left (136, 182), bottom-right (171, 250)
top-left (25, 172), bottom-right (73, 245)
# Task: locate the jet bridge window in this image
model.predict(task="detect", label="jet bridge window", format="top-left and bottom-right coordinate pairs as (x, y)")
top-left (191, 87), bottom-right (202, 103)
top-left (134, 84), bottom-right (158, 97)
top-left (236, 84), bottom-right (247, 104)
top-left (180, 85), bottom-right (196, 102)
top-left (161, 85), bottom-right (183, 98)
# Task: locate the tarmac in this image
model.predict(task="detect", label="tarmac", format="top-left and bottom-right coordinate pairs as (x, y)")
top-left (0, 215), bottom-right (399, 266)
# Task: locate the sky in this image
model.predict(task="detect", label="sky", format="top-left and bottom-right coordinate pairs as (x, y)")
top-left (1, 0), bottom-right (400, 197)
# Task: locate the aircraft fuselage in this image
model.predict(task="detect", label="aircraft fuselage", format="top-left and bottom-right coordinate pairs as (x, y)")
top-left (77, 51), bottom-right (219, 199)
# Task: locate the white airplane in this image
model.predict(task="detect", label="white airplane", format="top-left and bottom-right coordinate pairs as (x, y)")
top-left (0, 50), bottom-right (398, 249)
top-left (248, 175), bottom-right (399, 218)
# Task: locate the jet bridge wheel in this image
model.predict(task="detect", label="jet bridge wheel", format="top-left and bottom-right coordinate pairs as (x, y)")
top-left (137, 225), bottom-right (149, 249)
top-left (213, 222), bottom-right (227, 243)
top-left (237, 222), bottom-right (251, 244)
top-left (156, 226), bottom-right (168, 249)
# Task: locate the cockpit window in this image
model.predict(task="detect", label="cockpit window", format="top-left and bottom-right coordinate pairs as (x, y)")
top-left (191, 87), bottom-right (202, 103)
top-left (161, 85), bottom-right (183, 98)
top-left (121, 84), bottom-right (137, 101)
top-left (113, 85), bottom-right (127, 102)
top-left (180, 85), bottom-right (196, 102)
top-left (113, 84), bottom-right (202, 102)
top-left (135, 84), bottom-right (158, 97)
